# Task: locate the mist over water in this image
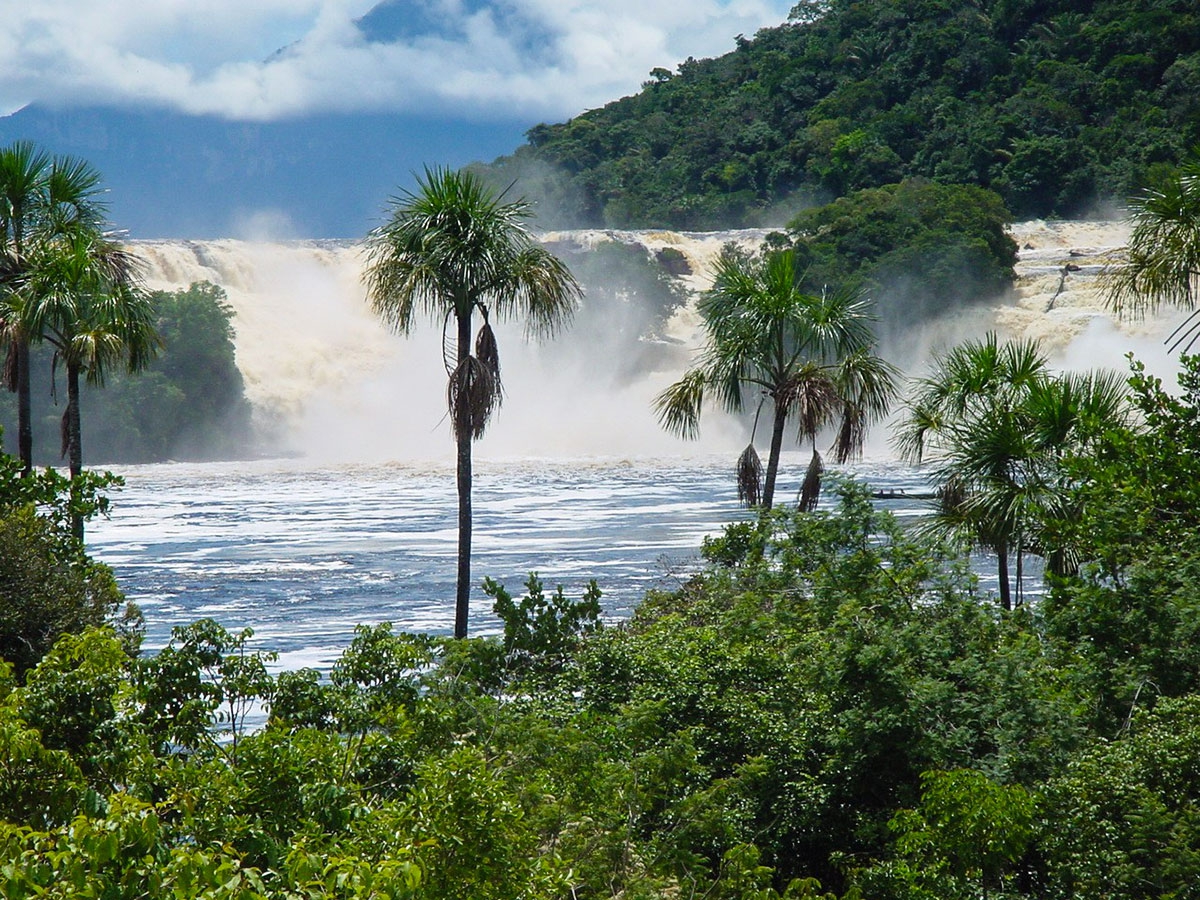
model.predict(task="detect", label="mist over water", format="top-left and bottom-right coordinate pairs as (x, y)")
top-left (103, 221), bottom-right (1185, 658)
top-left (134, 219), bottom-right (1180, 462)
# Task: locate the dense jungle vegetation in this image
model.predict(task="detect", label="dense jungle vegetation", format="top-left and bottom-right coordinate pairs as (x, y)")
top-left (476, 0), bottom-right (1200, 228)
top-left (4, 352), bottom-right (1200, 899)
top-left (0, 282), bottom-right (254, 465)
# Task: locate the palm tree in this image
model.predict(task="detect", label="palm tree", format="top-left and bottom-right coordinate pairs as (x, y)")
top-left (894, 334), bottom-right (1128, 609)
top-left (363, 168), bottom-right (580, 639)
top-left (0, 143), bottom-right (107, 473)
top-left (655, 247), bottom-right (897, 510)
top-left (1105, 154), bottom-right (1200, 347)
top-left (25, 230), bottom-right (157, 491)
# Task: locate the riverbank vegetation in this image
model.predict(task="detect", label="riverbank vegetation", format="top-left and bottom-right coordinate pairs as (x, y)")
top-left (0, 281), bottom-right (253, 465)
top-left (477, 0), bottom-right (1200, 229)
top-left (3, 352), bottom-right (1200, 898)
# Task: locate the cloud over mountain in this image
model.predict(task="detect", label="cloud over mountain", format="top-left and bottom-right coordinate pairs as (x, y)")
top-left (0, 0), bottom-right (794, 121)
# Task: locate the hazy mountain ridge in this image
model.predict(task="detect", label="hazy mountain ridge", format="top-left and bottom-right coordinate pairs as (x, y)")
top-left (0, 104), bottom-right (527, 239)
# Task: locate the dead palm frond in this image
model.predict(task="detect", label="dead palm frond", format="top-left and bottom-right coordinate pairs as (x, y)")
top-left (778, 366), bottom-right (839, 442)
top-left (447, 354), bottom-right (500, 441)
top-left (799, 448), bottom-right (824, 512)
top-left (475, 316), bottom-right (502, 396)
top-left (736, 443), bottom-right (764, 507)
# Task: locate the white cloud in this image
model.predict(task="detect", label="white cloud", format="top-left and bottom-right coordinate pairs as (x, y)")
top-left (0, 0), bottom-right (795, 121)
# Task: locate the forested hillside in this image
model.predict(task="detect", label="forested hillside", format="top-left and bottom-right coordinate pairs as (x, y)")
top-left (478, 0), bottom-right (1200, 228)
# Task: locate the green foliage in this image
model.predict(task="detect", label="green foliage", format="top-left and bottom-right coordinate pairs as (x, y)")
top-left (573, 481), bottom-right (1077, 890)
top-left (478, 0), bottom-right (1200, 228)
top-left (862, 769), bottom-right (1035, 899)
top-left (1039, 695), bottom-right (1200, 899)
top-left (0, 431), bottom-right (135, 678)
top-left (484, 572), bottom-right (602, 682)
top-left (18, 630), bottom-right (134, 787)
top-left (1042, 354), bottom-right (1200, 732)
top-left (0, 706), bottom-right (83, 830)
top-left (10, 373), bottom-right (1200, 898)
top-left (0, 510), bottom-right (129, 678)
top-left (0, 437), bottom-right (122, 537)
top-left (0, 281), bottom-right (253, 464)
top-left (134, 619), bottom-right (276, 757)
top-left (787, 179), bottom-right (1017, 329)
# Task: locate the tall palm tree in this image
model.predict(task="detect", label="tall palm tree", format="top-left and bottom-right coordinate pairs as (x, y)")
top-left (894, 334), bottom-right (1128, 609)
top-left (25, 230), bottom-right (157, 487)
top-left (0, 143), bottom-right (107, 473)
top-left (1105, 154), bottom-right (1200, 347)
top-left (655, 247), bottom-right (897, 510)
top-left (363, 168), bottom-right (580, 639)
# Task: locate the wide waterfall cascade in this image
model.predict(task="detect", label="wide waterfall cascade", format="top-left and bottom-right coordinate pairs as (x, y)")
top-left (131, 220), bottom-right (1175, 463)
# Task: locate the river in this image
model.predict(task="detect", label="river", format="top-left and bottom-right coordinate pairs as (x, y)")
top-left (86, 453), bottom-right (932, 666)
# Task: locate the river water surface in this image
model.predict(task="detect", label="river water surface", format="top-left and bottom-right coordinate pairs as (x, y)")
top-left (86, 454), bottom-right (932, 669)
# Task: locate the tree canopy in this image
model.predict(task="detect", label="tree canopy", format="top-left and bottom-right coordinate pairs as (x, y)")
top-left (475, 0), bottom-right (1200, 229)
top-left (0, 281), bottom-right (253, 464)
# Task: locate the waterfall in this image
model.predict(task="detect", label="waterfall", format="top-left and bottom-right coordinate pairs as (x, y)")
top-left (129, 221), bottom-right (1178, 463)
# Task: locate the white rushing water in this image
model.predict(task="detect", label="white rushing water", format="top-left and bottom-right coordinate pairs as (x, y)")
top-left (88, 454), bottom-right (933, 663)
top-left (88, 222), bottom-right (1182, 660)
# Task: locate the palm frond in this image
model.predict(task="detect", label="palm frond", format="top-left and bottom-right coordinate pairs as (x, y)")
top-left (1104, 158), bottom-right (1200, 318)
top-left (447, 354), bottom-right (500, 441)
top-left (492, 247), bottom-right (580, 338)
top-left (736, 443), bottom-right (764, 507)
top-left (798, 448), bottom-right (824, 512)
top-left (654, 369), bottom-right (707, 440)
top-left (831, 349), bottom-right (900, 462)
top-left (475, 319), bottom-right (502, 397)
top-left (802, 281), bottom-right (877, 360)
top-left (364, 167), bottom-right (577, 344)
top-left (893, 400), bottom-right (941, 464)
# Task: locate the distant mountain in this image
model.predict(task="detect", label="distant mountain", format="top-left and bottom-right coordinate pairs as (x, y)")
top-left (356, 0), bottom-right (555, 60)
top-left (0, 0), bottom-right (543, 240)
top-left (0, 104), bottom-right (530, 239)
top-left (476, 0), bottom-right (1200, 229)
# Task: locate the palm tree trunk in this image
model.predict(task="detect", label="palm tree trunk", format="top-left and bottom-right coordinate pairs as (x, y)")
top-left (997, 540), bottom-right (1012, 612)
top-left (1015, 541), bottom-right (1024, 608)
top-left (454, 310), bottom-right (473, 639)
top-left (16, 338), bottom-right (32, 475)
top-left (761, 400), bottom-right (788, 510)
top-left (66, 360), bottom-right (84, 542)
top-left (66, 361), bottom-right (82, 479)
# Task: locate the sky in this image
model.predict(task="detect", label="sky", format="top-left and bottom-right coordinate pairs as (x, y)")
top-left (0, 0), bottom-right (796, 123)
